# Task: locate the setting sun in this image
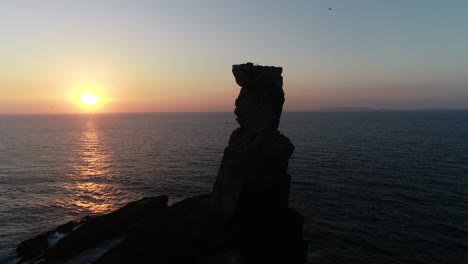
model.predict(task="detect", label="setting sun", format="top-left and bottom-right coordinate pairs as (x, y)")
top-left (80, 93), bottom-right (100, 106)
top-left (71, 82), bottom-right (106, 112)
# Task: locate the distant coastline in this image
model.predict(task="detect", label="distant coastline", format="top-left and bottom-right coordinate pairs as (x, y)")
top-left (319, 107), bottom-right (374, 112)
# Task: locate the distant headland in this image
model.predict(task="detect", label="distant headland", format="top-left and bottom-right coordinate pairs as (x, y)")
top-left (319, 107), bottom-right (374, 112)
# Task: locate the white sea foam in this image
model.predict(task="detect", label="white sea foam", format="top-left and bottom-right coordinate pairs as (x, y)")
top-left (48, 232), bottom-right (68, 247)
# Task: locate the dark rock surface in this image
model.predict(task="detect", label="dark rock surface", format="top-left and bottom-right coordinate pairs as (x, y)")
top-left (16, 196), bottom-right (168, 263)
top-left (232, 63), bottom-right (284, 132)
top-left (16, 218), bottom-right (87, 261)
top-left (96, 195), bottom-right (306, 264)
top-left (15, 63), bottom-right (306, 264)
top-left (212, 63), bottom-right (294, 220)
top-left (96, 194), bottom-right (231, 264)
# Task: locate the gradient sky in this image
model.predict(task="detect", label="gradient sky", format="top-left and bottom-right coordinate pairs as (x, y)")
top-left (1, 0), bottom-right (467, 114)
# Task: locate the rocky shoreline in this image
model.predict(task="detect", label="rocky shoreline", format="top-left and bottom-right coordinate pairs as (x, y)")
top-left (16, 63), bottom-right (307, 264)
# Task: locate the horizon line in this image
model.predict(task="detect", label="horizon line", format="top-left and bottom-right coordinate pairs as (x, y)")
top-left (1, 108), bottom-right (468, 116)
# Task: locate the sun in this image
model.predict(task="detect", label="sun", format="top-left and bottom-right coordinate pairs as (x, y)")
top-left (71, 82), bottom-right (107, 111)
top-left (80, 93), bottom-right (100, 106)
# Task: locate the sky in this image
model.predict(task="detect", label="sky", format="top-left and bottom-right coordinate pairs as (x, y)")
top-left (0, 0), bottom-right (467, 114)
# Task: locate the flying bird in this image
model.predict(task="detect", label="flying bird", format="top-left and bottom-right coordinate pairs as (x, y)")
top-left (328, 8), bottom-right (333, 11)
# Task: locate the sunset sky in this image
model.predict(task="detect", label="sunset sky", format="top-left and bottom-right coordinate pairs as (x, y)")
top-left (1, 0), bottom-right (467, 114)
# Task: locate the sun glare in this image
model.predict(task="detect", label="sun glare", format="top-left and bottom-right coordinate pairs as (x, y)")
top-left (72, 82), bottom-right (107, 112)
top-left (80, 93), bottom-right (100, 106)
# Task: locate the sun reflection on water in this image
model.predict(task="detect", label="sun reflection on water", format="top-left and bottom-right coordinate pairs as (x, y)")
top-left (63, 117), bottom-right (121, 215)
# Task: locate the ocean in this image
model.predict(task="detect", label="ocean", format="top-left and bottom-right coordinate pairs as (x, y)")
top-left (0, 111), bottom-right (467, 263)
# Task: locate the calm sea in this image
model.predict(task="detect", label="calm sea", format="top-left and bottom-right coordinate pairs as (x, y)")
top-left (0, 111), bottom-right (467, 263)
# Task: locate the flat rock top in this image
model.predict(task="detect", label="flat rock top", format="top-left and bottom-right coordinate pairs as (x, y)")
top-left (232, 63), bottom-right (283, 90)
top-left (232, 62), bottom-right (282, 75)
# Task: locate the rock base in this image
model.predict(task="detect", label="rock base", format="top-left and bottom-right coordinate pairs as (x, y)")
top-left (17, 195), bottom-right (306, 264)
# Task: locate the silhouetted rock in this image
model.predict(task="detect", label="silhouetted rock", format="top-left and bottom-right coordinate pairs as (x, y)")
top-left (17, 234), bottom-right (49, 261)
top-left (16, 218), bottom-right (88, 262)
top-left (212, 63), bottom-right (294, 220)
top-left (16, 63), bottom-right (306, 264)
top-left (207, 63), bottom-right (304, 263)
top-left (232, 63), bottom-right (284, 132)
top-left (97, 197), bottom-right (306, 264)
top-left (200, 250), bottom-right (247, 264)
top-left (95, 63), bottom-right (304, 264)
top-left (234, 207), bottom-right (306, 263)
top-left (16, 196), bottom-right (168, 263)
top-left (96, 194), bottom-right (232, 264)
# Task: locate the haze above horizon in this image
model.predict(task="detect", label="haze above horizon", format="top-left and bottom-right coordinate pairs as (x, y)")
top-left (1, 0), bottom-right (467, 114)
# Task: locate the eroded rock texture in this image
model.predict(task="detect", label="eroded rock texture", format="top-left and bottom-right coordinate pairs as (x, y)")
top-left (232, 63), bottom-right (285, 132)
top-left (212, 63), bottom-right (294, 220)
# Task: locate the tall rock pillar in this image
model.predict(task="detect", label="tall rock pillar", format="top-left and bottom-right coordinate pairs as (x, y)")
top-left (212, 63), bottom-right (294, 220)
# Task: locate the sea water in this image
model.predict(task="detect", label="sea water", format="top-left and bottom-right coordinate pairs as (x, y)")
top-left (0, 111), bottom-right (467, 263)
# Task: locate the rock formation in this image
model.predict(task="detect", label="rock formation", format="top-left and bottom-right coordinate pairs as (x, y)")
top-left (212, 63), bottom-right (294, 220)
top-left (15, 63), bottom-right (306, 264)
top-left (16, 196), bottom-right (168, 263)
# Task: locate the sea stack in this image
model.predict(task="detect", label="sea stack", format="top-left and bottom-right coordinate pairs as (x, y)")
top-left (15, 63), bottom-right (306, 264)
top-left (212, 63), bottom-right (294, 219)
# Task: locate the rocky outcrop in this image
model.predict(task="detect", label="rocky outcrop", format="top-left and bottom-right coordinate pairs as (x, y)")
top-left (16, 218), bottom-right (88, 261)
top-left (232, 63), bottom-right (285, 132)
top-left (15, 63), bottom-right (306, 264)
top-left (96, 194), bottom-right (228, 264)
top-left (212, 63), bottom-right (294, 220)
top-left (208, 63), bottom-right (304, 263)
top-left (16, 196), bottom-right (168, 263)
